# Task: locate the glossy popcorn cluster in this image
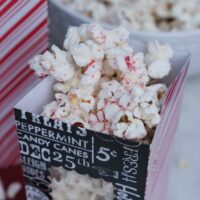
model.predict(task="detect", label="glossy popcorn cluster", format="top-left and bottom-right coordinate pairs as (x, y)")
top-left (49, 167), bottom-right (114, 200)
top-left (60, 0), bottom-right (200, 31)
top-left (29, 23), bottom-right (173, 142)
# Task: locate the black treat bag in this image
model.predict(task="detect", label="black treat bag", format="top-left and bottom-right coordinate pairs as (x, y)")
top-left (14, 109), bottom-right (149, 200)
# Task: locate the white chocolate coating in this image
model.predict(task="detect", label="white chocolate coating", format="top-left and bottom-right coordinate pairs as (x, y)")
top-left (147, 59), bottom-right (171, 79)
top-left (60, 0), bottom-right (200, 31)
top-left (49, 168), bottom-right (114, 200)
top-left (145, 40), bottom-right (173, 79)
top-left (145, 40), bottom-right (173, 64)
top-left (30, 23), bottom-right (172, 141)
top-left (29, 45), bottom-right (75, 82)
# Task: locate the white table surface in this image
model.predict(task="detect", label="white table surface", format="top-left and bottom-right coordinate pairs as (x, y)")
top-left (167, 76), bottom-right (200, 200)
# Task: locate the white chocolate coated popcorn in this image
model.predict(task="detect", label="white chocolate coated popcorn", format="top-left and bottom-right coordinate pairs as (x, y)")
top-left (87, 23), bottom-right (107, 44)
top-left (148, 59), bottom-right (171, 79)
top-left (132, 94), bottom-right (161, 128)
top-left (145, 40), bottom-right (173, 65)
top-left (146, 84), bottom-right (167, 107)
top-left (104, 103), bottom-right (121, 121)
top-left (29, 45), bottom-right (75, 82)
top-left (42, 92), bottom-right (91, 129)
top-left (71, 43), bottom-right (93, 67)
top-left (60, 0), bottom-right (200, 31)
top-left (120, 53), bottom-right (150, 91)
top-left (124, 119), bottom-right (147, 140)
top-left (53, 71), bottom-right (80, 93)
top-left (30, 23), bottom-right (172, 142)
top-left (49, 168), bottom-right (114, 200)
top-left (112, 111), bottom-right (147, 139)
top-left (145, 40), bottom-right (173, 79)
top-left (63, 26), bottom-right (80, 51)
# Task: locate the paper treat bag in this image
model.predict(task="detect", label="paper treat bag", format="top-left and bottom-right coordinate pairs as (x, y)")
top-left (14, 42), bottom-right (190, 200)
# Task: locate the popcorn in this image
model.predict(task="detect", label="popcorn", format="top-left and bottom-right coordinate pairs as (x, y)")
top-left (29, 45), bottom-right (75, 82)
top-left (78, 24), bottom-right (89, 41)
top-left (112, 27), bottom-right (130, 45)
top-left (147, 59), bottom-right (171, 79)
top-left (92, 121), bottom-right (111, 134)
top-left (124, 119), bottom-right (147, 140)
top-left (63, 26), bottom-right (80, 51)
top-left (131, 85), bottom-right (145, 99)
top-left (112, 111), bottom-right (147, 139)
top-left (120, 53), bottom-right (150, 91)
top-left (42, 101), bottom-right (59, 118)
top-left (145, 40), bottom-right (173, 65)
top-left (60, 0), bottom-right (200, 31)
top-left (98, 80), bottom-right (126, 100)
top-left (113, 123), bottom-right (128, 138)
top-left (85, 1), bottom-right (107, 20)
top-left (42, 92), bottom-right (91, 128)
top-left (71, 43), bottom-right (93, 67)
top-left (53, 71), bottom-right (80, 93)
top-left (30, 23), bottom-right (172, 142)
top-left (71, 88), bottom-right (95, 113)
top-left (145, 40), bottom-right (173, 79)
top-left (87, 23), bottom-right (107, 44)
top-left (80, 67), bottom-right (101, 86)
top-left (86, 40), bottom-right (104, 61)
top-left (146, 84), bottom-right (167, 107)
top-left (29, 55), bottom-right (47, 77)
top-left (132, 98), bottom-right (161, 128)
top-left (106, 48), bottom-right (128, 70)
top-left (104, 103), bottom-right (120, 121)
top-left (49, 168), bottom-right (114, 200)
top-left (118, 93), bottom-right (131, 109)
top-left (64, 112), bottom-right (90, 129)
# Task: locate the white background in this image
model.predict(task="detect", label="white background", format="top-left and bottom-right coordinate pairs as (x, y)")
top-left (167, 76), bottom-right (200, 200)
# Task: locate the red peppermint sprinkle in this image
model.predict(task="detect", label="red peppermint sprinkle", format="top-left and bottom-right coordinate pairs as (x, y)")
top-left (125, 56), bottom-right (136, 71)
top-left (82, 60), bottom-right (95, 73)
top-left (50, 111), bottom-right (55, 118)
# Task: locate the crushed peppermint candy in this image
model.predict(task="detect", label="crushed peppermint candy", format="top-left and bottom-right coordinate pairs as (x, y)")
top-left (29, 23), bottom-right (173, 142)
